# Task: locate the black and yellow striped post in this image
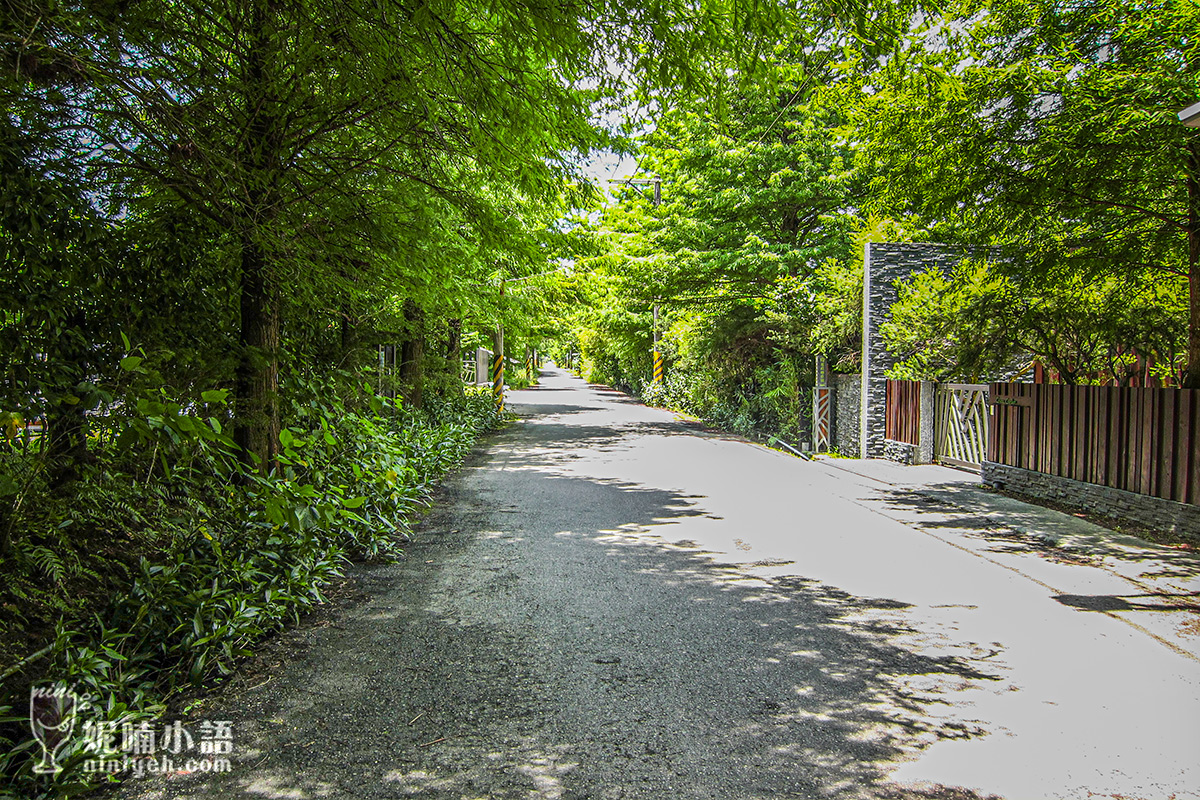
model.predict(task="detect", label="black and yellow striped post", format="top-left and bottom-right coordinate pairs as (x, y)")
top-left (651, 300), bottom-right (663, 385)
top-left (491, 353), bottom-right (505, 411)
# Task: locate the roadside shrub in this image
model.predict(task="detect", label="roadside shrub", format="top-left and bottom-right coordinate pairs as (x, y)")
top-left (0, 370), bottom-right (502, 799)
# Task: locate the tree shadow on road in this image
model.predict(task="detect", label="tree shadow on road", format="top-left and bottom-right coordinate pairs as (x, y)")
top-left (873, 486), bottom-right (1200, 584)
top-left (509, 404), bottom-right (608, 417)
top-left (121, 456), bottom-right (1011, 800)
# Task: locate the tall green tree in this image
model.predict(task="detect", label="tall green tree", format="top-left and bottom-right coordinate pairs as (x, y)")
top-left (568, 36), bottom-right (879, 432)
top-left (4, 0), bottom-right (771, 469)
top-left (850, 0), bottom-right (1200, 384)
top-left (883, 259), bottom-right (1188, 384)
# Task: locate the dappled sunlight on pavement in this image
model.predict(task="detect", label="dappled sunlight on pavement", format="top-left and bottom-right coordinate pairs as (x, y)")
top-left (119, 367), bottom-right (1199, 800)
top-left (500, 369), bottom-right (1200, 799)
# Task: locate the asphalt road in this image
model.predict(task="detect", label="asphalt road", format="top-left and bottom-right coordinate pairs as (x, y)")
top-left (119, 367), bottom-right (1200, 800)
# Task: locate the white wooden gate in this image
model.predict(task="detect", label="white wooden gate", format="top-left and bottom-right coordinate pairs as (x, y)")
top-left (935, 383), bottom-right (989, 469)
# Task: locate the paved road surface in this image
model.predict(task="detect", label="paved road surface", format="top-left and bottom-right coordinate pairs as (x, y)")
top-left (120, 367), bottom-right (1200, 799)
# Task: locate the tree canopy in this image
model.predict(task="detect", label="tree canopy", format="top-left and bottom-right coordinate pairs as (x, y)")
top-left (3, 1), bottom-right (1197, 792)
top-left (558, 0), bottom-right (1197, 447)
top-left (847, 0), bottom-right (1200, 384)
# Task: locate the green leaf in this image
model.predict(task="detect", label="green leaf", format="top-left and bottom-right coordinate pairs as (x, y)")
top-left (114, 426), bottom-right (141, 450)
top-left (120, 355), bottom-right (144, 371)
top-left (202, 389), bottom-right (229, 404)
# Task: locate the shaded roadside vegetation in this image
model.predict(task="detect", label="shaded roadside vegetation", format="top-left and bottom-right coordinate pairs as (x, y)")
top-left (0, 376), bottom-right (501, 798)
top-left (0, 0), bottom-right (796, 794)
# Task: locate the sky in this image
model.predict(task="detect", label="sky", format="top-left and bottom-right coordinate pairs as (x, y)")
top-left (581, 149), bottom-right (640, 184)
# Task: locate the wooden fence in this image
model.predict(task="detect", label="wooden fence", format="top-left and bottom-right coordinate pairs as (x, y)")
top-left (989, 383), bottom-right (1199, 505)
top-left (885, 379), bottom-right (921, 446)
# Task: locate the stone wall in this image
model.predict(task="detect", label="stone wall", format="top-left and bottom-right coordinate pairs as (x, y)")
top-left (883, 439), bottom-right (917, 465)
top-left (860, 244), bottom-right (983, 458)
top-left (833, 373), bottom-right (860, 457)
top-left (982, 462), bottom-right (1200, 538)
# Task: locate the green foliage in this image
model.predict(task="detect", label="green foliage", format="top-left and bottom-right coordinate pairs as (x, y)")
top-left (569, 0), bottom-right (1195, 436)
top-left (0, 0), bottom-right (803, 468)
top-left (0, 363), bottom-right (501, 797)
top-left (846, 0), bottom-right (1200, 382)
top-left (562, 83), bottom-right (866, 441)
top-left (884, 260), bottom-right (1188, 384)
top-left (629, 305), bottom-right (813, 441)
top-left (853, 0), bottom-right (1198, 246)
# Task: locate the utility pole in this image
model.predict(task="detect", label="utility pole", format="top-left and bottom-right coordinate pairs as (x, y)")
top-left (609, 174), bottom-right (665, 385)
top-left (493, 324), bottom-right (504, 411)
top-left (652, 303), bottom-right (662, 385)
top-left (649, 175), bottom-right (664, 385)
top-left (492, 281), bottom-right (505, 411)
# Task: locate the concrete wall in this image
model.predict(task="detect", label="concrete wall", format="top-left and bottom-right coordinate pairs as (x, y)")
top-left (983, 462), bottom-right (1200, 538)
top-left (833, 373), bottom-right (861, 457)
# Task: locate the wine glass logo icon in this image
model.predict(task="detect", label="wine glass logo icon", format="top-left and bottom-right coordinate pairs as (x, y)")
top-left (29, 684), bottom-right (79, 775)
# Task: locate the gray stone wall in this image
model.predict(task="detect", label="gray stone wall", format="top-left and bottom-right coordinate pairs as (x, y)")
top-left (883, 439), bottom-right (917, 465)
top-left (833, 373), bottom-right (860, 457)
top-left (982, 462), bottom-right (1200, 539)
top-left (860, 243), bottom-right (981, 458)
top-left (917, 380), bottom-right (936, 464)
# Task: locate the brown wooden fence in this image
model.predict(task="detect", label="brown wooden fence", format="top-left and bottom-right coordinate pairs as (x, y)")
top-left (885, 379), bottom-right (922, 446)
top-left (989, 383), bottom-right (1200, 505)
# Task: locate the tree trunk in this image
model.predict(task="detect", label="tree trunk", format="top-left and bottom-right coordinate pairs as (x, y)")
top-left (400, 299), bottom-right (425, 408)
top-left (446, 318), bottom-right (462, 361)
top-left (340, 311), bottom-right (357, 368)
top-left (45, 401), bottom-right (88, 489)
top-left (1184, 139), bottom-right (1200, 389)
top-left (233, 1), bottom-right (283, 471)
top-left (234, 240), bottom-right (281, 472)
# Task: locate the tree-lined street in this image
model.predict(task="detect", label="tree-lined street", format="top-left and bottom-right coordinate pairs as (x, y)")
top-left (120, 368), bottom-right (1200, 799)
top-left (3, 2), bottom-right (1198, 797)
